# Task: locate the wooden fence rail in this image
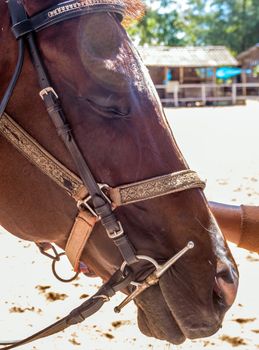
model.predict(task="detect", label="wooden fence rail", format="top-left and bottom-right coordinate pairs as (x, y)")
top-left (155, 83), bottom-right (259, 107)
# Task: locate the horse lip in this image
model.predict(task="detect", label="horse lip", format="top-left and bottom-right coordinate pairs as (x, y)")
top-left (135, 279), bottom-right (224, 343)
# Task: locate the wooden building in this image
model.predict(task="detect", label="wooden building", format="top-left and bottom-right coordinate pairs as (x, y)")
top-left (237, 44), bottom-right (259, 83)
top-left (236, 44), bottom-right (259, 97)
top-left (138, 45), bottom-right (238, 85)
top-left (138, 46), bottom-right (239, 106)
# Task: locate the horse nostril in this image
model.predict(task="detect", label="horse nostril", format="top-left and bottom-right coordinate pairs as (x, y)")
top-left (216, 268), bottom-right (234, 284)
top-left (214, 265), bottom-right (238, 306)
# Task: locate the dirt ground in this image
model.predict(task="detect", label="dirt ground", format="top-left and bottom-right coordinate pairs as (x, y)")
top-left (0, 101), bottom-right (258, 350)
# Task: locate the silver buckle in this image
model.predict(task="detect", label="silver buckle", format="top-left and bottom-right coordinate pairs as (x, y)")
top-left (107, 221), bottom-right (124, 239)
top-left (77, 184), bottom-right (111, 218)
top-left (98, 184), bottom-right (111, 204)
top-left (77, 193), bottom-right (98, 217)
top-left (39, 87), bottom-right (58, 100)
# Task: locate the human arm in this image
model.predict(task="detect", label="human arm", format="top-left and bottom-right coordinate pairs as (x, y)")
top-left (209, 202), bottom-right (259, 253)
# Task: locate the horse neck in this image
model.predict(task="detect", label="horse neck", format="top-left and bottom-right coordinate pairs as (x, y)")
top-left (0, 10), bottom-right (77, 246)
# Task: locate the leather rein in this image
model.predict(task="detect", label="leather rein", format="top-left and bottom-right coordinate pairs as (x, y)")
top-left (0, 1), bottom-right (205, 348)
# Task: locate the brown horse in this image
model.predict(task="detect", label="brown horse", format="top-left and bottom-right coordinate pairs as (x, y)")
top-left (0, 0), bottom-right (238, 345)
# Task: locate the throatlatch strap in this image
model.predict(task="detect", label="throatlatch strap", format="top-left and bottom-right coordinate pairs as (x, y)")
top-left (0, 0), bottom-right (26, 117)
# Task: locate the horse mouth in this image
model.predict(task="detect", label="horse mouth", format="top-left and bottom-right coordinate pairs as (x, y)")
top-left (133, 268), bottom-right (238, 345)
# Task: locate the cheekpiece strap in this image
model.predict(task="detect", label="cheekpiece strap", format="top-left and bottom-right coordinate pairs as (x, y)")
top-left (10, 0), bottom-right (125, 39)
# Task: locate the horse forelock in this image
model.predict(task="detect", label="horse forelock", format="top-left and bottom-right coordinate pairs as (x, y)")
top-left (119, 0), bottom-right (145, 25)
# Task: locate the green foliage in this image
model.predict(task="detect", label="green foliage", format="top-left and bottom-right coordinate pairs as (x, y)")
top-left (127, 1), bottom-right (184, 46)
top-left (128, 0), bottom-right (259, 53)
top-left (183, 0), bottom-right (259, 53)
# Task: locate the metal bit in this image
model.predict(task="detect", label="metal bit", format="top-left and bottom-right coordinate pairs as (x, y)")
top-left (114, 241), bottom-right (194, 313)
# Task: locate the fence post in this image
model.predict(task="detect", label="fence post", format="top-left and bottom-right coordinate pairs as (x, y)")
top-left (232, 84), bottom-right (237, 105)
top-left (174, 85), bottom-right (179, 107)
top-left (201, 85), bottom-right (207, 105)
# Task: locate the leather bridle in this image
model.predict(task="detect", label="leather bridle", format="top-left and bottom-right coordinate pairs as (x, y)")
top-left (0, 1), bottom-right (206, 348)
top-left (4, 0), bottom-right (139, 267)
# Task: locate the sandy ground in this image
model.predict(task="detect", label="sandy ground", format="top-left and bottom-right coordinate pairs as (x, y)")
top-left (0, 101), bottom-right (259, 350)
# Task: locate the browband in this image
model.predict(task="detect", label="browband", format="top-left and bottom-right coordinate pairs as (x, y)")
top-left (10, 0), bottom-right (125, 39)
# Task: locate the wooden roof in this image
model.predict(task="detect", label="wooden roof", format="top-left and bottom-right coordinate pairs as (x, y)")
top-left (138, 46), bottom-right (238, 68)
top-left (237, 43), bottom-right (259, 61)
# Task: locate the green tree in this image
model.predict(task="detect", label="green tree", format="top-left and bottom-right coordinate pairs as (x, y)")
top-left (183, 0), bottom-right (259, 53)
top-left (128, 0), bottom-right (259, 53)
top-left (128, 1), bottom-right (184, 46)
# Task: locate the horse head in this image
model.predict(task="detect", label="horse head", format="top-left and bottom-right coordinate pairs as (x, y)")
top-left (0, 0), bottom-right (238, 345)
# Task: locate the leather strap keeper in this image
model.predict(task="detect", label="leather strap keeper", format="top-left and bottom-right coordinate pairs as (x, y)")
top-left (239, 205), bottom-right (259, 253)
top-left (65, 211), bottom-right (97, 271)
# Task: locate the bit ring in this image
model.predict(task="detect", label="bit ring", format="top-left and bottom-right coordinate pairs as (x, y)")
top-left (52, 253), bottom-right (80, 283)
top-left (120, 255), bottom-right (160, 276)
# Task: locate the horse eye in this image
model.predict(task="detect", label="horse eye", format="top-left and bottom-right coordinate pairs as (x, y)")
top-left (85, 98), bottom-right (130, 120)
